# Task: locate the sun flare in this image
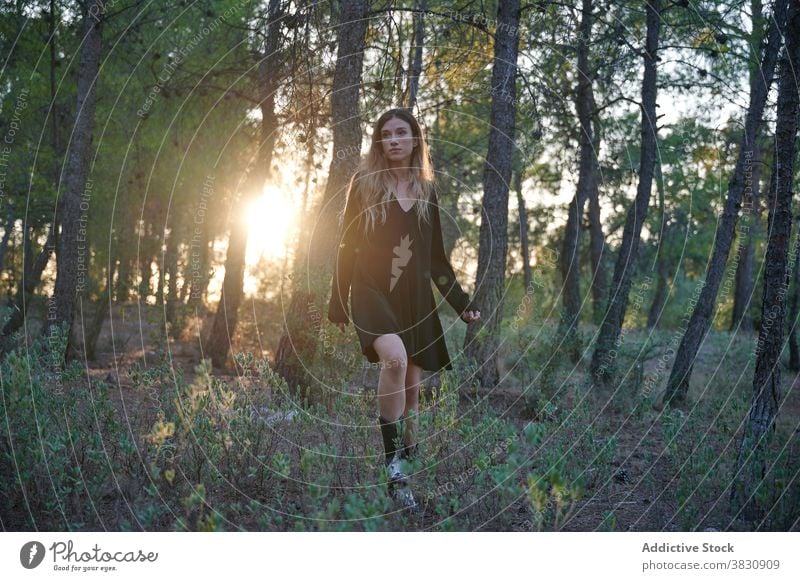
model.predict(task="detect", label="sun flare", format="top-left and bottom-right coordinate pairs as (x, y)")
top-left (245, 183), bottom-right (298, 265)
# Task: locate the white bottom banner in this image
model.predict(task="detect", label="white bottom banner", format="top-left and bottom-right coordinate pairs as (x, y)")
top-left (1, 532), bottom-right (798, 580)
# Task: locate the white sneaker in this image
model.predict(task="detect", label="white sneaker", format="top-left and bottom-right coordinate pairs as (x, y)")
top-left (386, 453), bottom-right (407, 484)
top-left (386, 453), bottom-right (420, 513)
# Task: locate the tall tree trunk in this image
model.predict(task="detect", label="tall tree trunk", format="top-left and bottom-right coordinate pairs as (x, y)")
top-left (155, 254), bottom-right (165, 305)
top-left (2, 226), bottom-right (56, 348)
top-left (730, 2), bottom-right (800, 520)
top-left (664, 0), bottom-right (788, 406)
top-left (730, 141), bottom-right (761, 332)
top-left (516, 168), bottom-right (532, 291)
top-left (647, 164), bottom-right (669, 330)
top-left (787, 222), bottom-right (800, 371)
top-left (84, 259), bottom-right (117, 360)
top-left (405, 0), bottom-right (425, 110)
top-left (559, 0), bottom-right (597, 361)
top-left (138, 255), bottom-right (153, 301)
top-left (49, 0), bottom-right (61, 190)
top-left (165, 217), bottom-right (181, 333)
top-left (205, 0), bottom-right (283, 368)
top-left (588, 118), bottom-right (606, 324)
top-left (463, 0), bottom-right (520, 388)
top-left (274, 0), bottom-right (369, 391)
top-left (731, 0), bottom-right (767, 333)
top-left (42, 0), bottom-right (102, 354)
top-left (186, 231), bottom-right (210, 309)
top-left (0, 210), bottom-right (13, 274)
top-left (591, 0), bottom-right (661, 384)
top-left (116, 254), bottom-right (132, 302)
top-left (647, 259), bottom-right (669, 330)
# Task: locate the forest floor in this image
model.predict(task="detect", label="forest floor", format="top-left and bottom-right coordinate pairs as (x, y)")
top-left (11, 302), bottom-right (797, 532)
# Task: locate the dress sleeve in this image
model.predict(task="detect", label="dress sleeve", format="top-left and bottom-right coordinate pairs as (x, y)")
top-left (327, 174), bottom-right (362, 325)
top-left (430, 190), bottom-right (474, 316)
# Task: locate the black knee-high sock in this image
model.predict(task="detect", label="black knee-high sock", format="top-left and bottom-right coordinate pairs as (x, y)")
top-left (400, 441), bottom-right (418, 460)
top-left (398, 413), bottom-right (418, 460)
top-left (378, 415), bottom-right (403, 465)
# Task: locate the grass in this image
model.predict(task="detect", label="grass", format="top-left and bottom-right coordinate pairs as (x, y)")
top-left (0, 310), bottom-right (797, 531)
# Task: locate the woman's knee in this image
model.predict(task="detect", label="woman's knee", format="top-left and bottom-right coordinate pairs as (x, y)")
top-left (372, 334), bottom-right (408, 373)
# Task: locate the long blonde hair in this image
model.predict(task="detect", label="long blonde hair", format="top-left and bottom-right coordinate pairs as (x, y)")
top-left (349, 108), bottom-right (435, 233)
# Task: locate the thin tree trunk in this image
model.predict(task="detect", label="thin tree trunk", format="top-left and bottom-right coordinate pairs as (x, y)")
top-left (165, 217), bottom-right (180, 333)
top-left (647, 163), bottom-right (669, 330)
top-left (2, 226), bottom-right (56, 348)
top-left (405, 0), bottom-right (425, 110)
top-left (591, 0), bottom-right (661, 384)
top-left (205, 0), bottom-right (283, 368)
top-left (731, 0), bottom-right (767, 332)
top-left (0, 211), bottom-right (13, 274)
top-left (42, 0), bottom-right (103, 354)
top-left (559, 0), bottom-right (597, 361)
top-left (730, 2), bottom-right (800, 520)
top-left (516, 168), bottom-right (532, 291)
top-left (274, 0), bottom-right (369, 391)
top-left (588, 118), bottom-right (606, 324)
top-left (730, 141), bottom-right (761, 332)
top-left (787, 222), bottom-right (800, 371)
top-left (647, 241), bottom-right (670, 329)
top-left (116, 254), bottom-right (132, 302)
top-left (138, 255), bottom-right (153, 301)
top-left (664, 0), bottom-right (788, 406)
top-left (156, 254), bottom-right (165, 305)
top-left (85, 259), bottom-right (117, 360)
top-left (186, 233), bottom-right (210, 308)
top-left (463, 0), bottom-right (520, 388)
top-left (789, 224), bottom-right (800, 371)
top-left (49, 0), bottom-right (61, 190)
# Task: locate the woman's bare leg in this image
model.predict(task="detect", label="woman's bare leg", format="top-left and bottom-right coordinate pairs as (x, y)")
top-left (371, 334), bottom-right (408, 422)
top-left (403, 357), bottom-right (423, 453)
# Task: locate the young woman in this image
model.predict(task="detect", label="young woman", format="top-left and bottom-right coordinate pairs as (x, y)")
top-left (327, 108), bottom-right (480, 511)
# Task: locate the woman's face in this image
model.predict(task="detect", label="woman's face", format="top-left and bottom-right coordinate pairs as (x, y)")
top-left (379, 116), bottom-right (418, 165)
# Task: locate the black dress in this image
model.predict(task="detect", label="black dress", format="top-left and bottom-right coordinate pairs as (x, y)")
top-left (327, 178), bottom-right (475, 372)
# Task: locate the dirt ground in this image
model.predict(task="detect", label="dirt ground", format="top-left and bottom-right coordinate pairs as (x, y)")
top-left (61, 304), bottom-right (800, 531)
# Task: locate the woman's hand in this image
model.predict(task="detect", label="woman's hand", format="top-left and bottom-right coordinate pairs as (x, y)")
top-left (460, 309), bottom-right (481, 323)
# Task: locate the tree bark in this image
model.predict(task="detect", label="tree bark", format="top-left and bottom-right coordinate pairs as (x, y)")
top-left (588, 118), bottom-right (606, 325)
top-left (647, 222), bottom-right (673, 329)
top-left (138, 255), bottom-right (153, 301)
top-left (165, 217), bottom-right (181, 334)
top-left (205, 0), bottom-right (283, 368)
top-left (787, 222), bottom-right (800, 370)
top-left (731, 0), bottom-right (767, 332)
top-left (1, 226), bottom-right (56, 348)
top-left (463, 0), bottom-right (520, 388)
top-left (559, 0), bottom-right (597, 361)
top-left (789, 223), bottom-right (800, 371)
top-left (0, 210), bottom-right (13, 275)
top-left (84, 259), bottom-right (117, 360)
top-left (664, 0), bottom-right (788, 406)
top-left (591, 0), bottom-right (661, 384)
top-left (730, 141), bottom-right (761, 332)
top-left (730, 1), bottom-right (800, 520)
top-left (405, 0), bottom-right (425, 110)
top-left (273, 0), bottom-right (369, 392)
top-left (42, 0), bottom-right (103, 354)
top-left (516, 168), bottom-right (532, 291)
